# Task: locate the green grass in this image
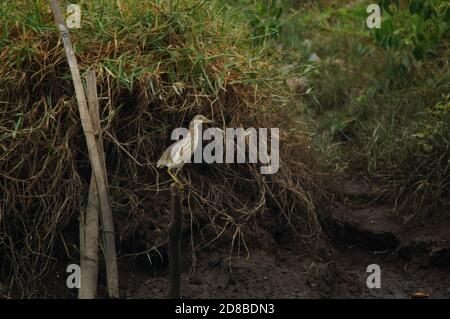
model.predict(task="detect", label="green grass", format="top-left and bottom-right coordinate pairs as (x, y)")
top-left (275, 0), bottom-right (449, 216)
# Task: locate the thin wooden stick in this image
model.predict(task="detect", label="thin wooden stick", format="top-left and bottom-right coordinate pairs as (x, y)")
top-left (79, 71), bottom-right (101, 299)
top-left (49, 0), bottom-right (119, 298)
top-left (79, 174), bottom-right (99, 299)
top-left (168, 183), bottom-right (182, 299)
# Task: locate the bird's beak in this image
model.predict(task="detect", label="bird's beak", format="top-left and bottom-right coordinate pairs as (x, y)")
top-left (205, 118), bottom-right (214, 124)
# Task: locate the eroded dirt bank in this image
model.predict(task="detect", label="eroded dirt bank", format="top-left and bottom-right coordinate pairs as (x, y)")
top-left (23, 177), bottom-right (450, 299)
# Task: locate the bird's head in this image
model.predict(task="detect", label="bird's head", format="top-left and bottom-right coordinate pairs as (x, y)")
top-left (191, 114), bottom-right (214, 124)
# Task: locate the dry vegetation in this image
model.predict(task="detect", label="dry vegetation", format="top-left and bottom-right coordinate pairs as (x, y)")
top-left (0, 0), bottom-right (325, 296)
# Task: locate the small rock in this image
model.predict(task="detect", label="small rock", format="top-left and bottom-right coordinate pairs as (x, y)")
top-left (308, 53), bottom-right (320, 63)
top-left (188, 276), bottom-right (203, 285)
top-left (286, 77), bottom-right (308, 93)
top-left (410, 292), bottom-right (430, 299)
top-left (303, 39), bottom-right (312, 51)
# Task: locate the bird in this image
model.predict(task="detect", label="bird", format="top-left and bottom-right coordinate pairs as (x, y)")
top-left (157, 115), bottom-right (213, 185)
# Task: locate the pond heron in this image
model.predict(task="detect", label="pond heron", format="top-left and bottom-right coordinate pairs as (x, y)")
top-left (157, 115), bottom-right (213, 185)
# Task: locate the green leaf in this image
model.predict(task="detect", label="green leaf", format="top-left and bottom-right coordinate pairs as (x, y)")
top-left (390, 34), bottom-right (401, 48)
top-left (416, 32), bottom-right (427, 44)
top-left (401, 54), bottom-right (410, 69)
top-left (380, 0), bottom-right (391, 14)
top-left (409, 0), bottom-right (421, 14)
top-left (413, 45), bottom-right (425, 60)
top-left (374, 29), bottom-right (384, 43)
top-left (420, 4), bottom-right (432, 20)
top-left (382, 35), bottom-right (392, 49)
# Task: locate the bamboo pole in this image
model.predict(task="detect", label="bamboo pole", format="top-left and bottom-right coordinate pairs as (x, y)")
top-left (79, 71), bottom-right (102, 299)
top-left (79, 174), bottom-right (99, 299)
top-left (168, 183), bottom-right (182, 299)
top-left (49, 0), bottom-right (119, 298)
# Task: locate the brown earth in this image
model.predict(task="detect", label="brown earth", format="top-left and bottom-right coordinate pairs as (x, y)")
top-left (23, 177), bottom-right (450, 299)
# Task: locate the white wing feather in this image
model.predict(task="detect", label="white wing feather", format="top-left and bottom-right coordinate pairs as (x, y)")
top-left (157, 134), bottom-right (195, 169)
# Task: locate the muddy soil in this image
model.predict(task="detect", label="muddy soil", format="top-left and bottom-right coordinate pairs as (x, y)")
top-left (118, 177), bottom-right (450, 299)
top-left (114, 247), bottom-right (450, 299)
top-left (41, 221), bottom-right (450, 299)
top-left (40, 240), bottom-right (450, 299)
top-left (115, 223), bottom-right (450, 299)
top-left (24, 178), bottom-right (450, 299)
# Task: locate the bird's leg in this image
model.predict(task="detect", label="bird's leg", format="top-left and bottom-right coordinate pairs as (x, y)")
top-left (174, 168), bottom-right (185, 189)
top-left (174, 168), bottom-right (185, 190)
top-left (168, 168), bottom-right (182, 187)
top-left (167, 168), bottom-right (177, 183)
